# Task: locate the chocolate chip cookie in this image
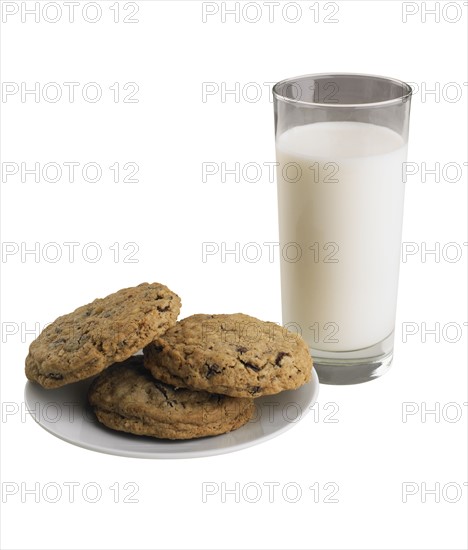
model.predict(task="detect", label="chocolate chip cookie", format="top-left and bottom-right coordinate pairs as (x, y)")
top-left (25, 283), bottom-right (181, 388)
top-left (88, 356), bottom-right (254, 439)
top-left (144, 313), bottom-right (312, 397)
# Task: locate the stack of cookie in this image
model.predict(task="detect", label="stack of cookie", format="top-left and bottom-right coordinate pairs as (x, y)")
top-left (25, 283), bottom-right (312, 440)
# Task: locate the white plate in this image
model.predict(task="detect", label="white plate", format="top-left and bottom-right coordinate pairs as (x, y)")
top-left (24, 369), bottom-right (319, 459)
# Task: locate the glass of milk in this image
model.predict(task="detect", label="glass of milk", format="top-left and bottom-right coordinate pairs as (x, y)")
top-left (273, 73), bottom-right (412, 384)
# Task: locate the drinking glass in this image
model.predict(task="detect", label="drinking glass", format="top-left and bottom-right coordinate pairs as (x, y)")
top-left (273, 73), bottom-right (412, 384)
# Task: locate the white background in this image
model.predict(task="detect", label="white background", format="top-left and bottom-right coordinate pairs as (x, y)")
top-left (1, 1), bottom-right (467, 549)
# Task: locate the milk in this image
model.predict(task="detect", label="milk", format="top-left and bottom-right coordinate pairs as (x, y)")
top-left (276, 121), bottom-right (407, 351)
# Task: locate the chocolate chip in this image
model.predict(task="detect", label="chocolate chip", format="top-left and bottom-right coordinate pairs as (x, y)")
top-left (240, 359), bottom-right (260, 372)
top-left (275, 351), bottom-right (290, 366)
top-left (246, 363), bottom-right (260, 372)
top-left (205, 364), bottom-right (221, 378)
top-left (249, 386), bottom-right (261, 395)
top-left (47, 373), bottom-right (63, 380)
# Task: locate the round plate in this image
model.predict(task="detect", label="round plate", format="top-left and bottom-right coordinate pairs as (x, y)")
top-left (24, 369), bottom-right (318, 459)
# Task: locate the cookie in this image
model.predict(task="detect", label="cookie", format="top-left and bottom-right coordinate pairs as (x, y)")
top-left (25, 283), bottom-right (181, 388)
top-left (144, 313), bottom-right (312, 397)
top-left (88, 356), bottom-right (254, 439)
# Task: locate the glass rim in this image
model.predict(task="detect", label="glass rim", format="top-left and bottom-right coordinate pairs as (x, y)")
top-left (272, 72), bottom-right (413, 108)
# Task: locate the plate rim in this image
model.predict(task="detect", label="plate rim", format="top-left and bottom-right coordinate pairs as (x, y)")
top-left (24, 368), bottom-right (319, 459)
